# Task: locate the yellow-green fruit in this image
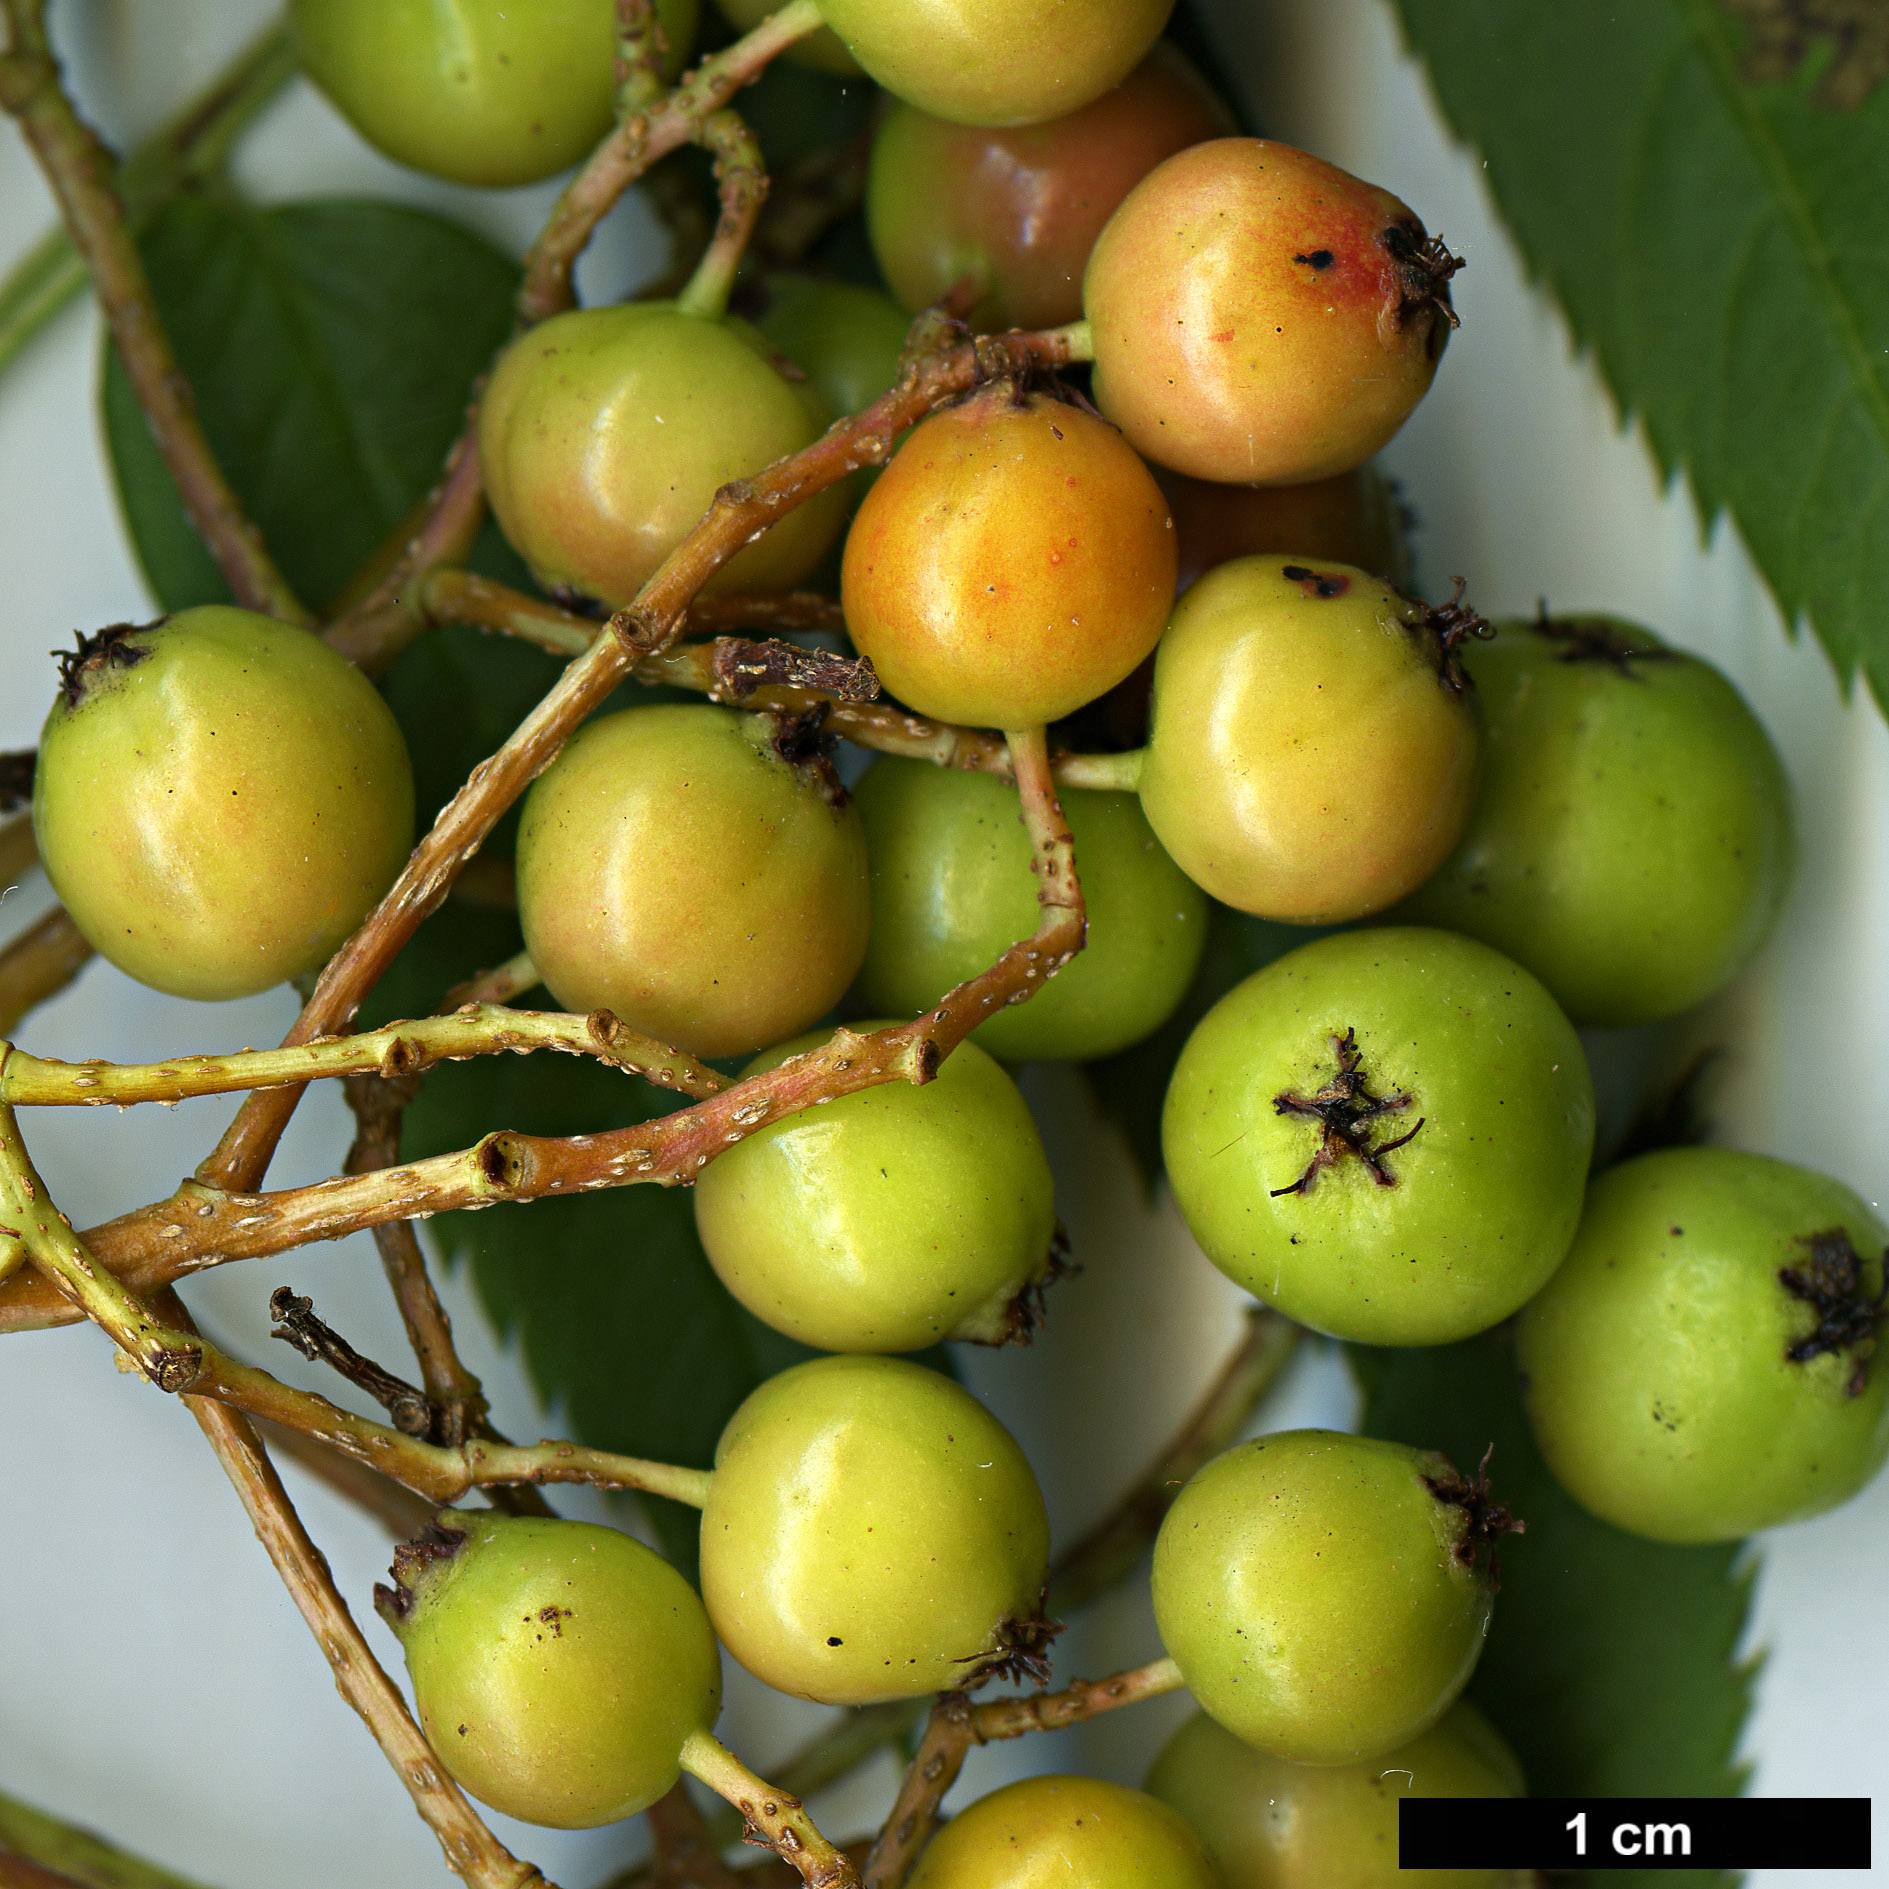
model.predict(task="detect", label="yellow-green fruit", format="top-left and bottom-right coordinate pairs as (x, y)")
top-left (855, 757), bottom-right (1208, 1060)
top-left (909, 1775), bottom-right (1225, 1889)
top-left (1138, 559), bottom-right (1479, 923)
top-left (699, 1355), bottom-right (1049, 1703)
top-left (694, 1026), bottom-right (1057, 1351)
top-left (376, 1511), bottom-right (721, 1829)
top-left (816, 0), bottom-right (1173, 128)
top-left (292, 0), bottom-right (698, 188)
top-left (1147, 1703), bottom-right (1522, 1889)
top-left (1398, 615), bottom-right (1793, 1026)
top-left (515, 705), bottom-right (869, 1058)
top-left (1518, 1147), bottom-right (1889, 1542)
top-left (33, 608), bottom-right (413, 1002)
top-left (1152, 1431), bottom-right (1497, 1765)
top-left (479, 303), bottom-right (846, 606)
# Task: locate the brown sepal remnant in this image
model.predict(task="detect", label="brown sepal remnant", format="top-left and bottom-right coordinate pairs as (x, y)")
top-left (766, 702), bottom-right (849, 809)
top-left (1271, 1027), bottom-right (1424, 1198)
top-left (1779, 1227), bottom-right (1888, 1396)
top-left (712, 637), bottom-right (881, 704)
top-left (0, 749), bottom-right (33, 813)
top-left (372, 1514), bottom-right (468, 1625)
top-left (1531, 600), bottom-right (1677, 677)
top-left (1424, 1445), bottom-right (1525, 1587)
top-left (53, 619), bottom-right (161, 709)
top-left (954, 1599), bottom-right (1065, 1691)
top-left (994, 1221), bottom-right (1076, 1348)
top-left (1723, 0), bottom-right (1889, 110)
top-left (1380, 219), bottom-right (1464, 351)
top-left (1423, 577), bottom-right (1494, 697)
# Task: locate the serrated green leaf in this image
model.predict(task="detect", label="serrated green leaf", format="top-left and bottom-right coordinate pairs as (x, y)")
top-left (1082, 905), bottom-right (1329, 1191)
top-left (1350, 1335), bottom-right (1754, 1889)
top-left (1389, 0), bottom-right (1889, 709)
top-left (101, 195), bottom-right (517, 615)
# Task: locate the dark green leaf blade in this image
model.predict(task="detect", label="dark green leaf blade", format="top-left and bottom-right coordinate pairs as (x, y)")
top-left (101, 195), bottom-right (517, 615)
top-left (1350, 1336), bottom-right (1754, 1889)
top-left (1389, 0), bottom-right (1889, 707)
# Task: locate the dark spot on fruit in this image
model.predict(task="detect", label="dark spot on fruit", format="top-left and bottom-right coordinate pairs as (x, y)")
top-left (1293, 249), bottom-right (1335, 270)
top-left (1281, 564), bottom-right (1351, 600)
top-left (827, 1636), bottom-right (843, 1646)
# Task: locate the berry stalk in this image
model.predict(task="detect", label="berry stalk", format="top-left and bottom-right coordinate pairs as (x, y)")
top-left (0, 1004), bottom-right (725, 1108)
top-left (863, 1657), bottom-right (1187, 1889)
top-left (679, 1731), bottom-right (860, 1889)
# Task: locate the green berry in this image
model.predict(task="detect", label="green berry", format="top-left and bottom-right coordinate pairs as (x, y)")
top-left (1518, 1147), bottom-right (1889, 1541)
top-left (1137, 559), bottom-right (1479, 924)
top-left (1398, 613), bottom-right (1793, 1025)
top-left (375, 1510), bottom-right (721, 1829)
top-left (908, 1775), bottom-right (1225, 1889)
top-left (699, 1355), bottom-right (1050, 1704)
top-left (515, 704), bottom-right (869, 1059)
top-left (291, 0), bottom-right (697, 188)
top-left (694, 1024), bottom-right (1058, 1351)
top-left (1151, 1431), bottom-right (1505, 1765)
top-left (855, 756), bottom-right (1207, 1061)
top-left (479, 303), bottom-right (846, 609)
top-left (814, 0), bottom-right (1173, 129)
top-left (33, 607), bottom-right (413, 1002)
top-left (1146, 1701), bottom-right (1522, 1889)
top-left (1162, 928), bottom-right (1594, 1346)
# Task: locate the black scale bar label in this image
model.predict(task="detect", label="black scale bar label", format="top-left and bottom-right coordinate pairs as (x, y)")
top-left (1399, 1797), bottom-right (1872, 1869)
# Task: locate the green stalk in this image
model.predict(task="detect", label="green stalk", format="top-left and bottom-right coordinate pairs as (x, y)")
top-left (0, 1789), bottom-right (221, 1889)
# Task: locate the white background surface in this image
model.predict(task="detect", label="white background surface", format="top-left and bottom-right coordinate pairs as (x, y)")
top-left (0, 2), bottom-right (1882, 1885)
